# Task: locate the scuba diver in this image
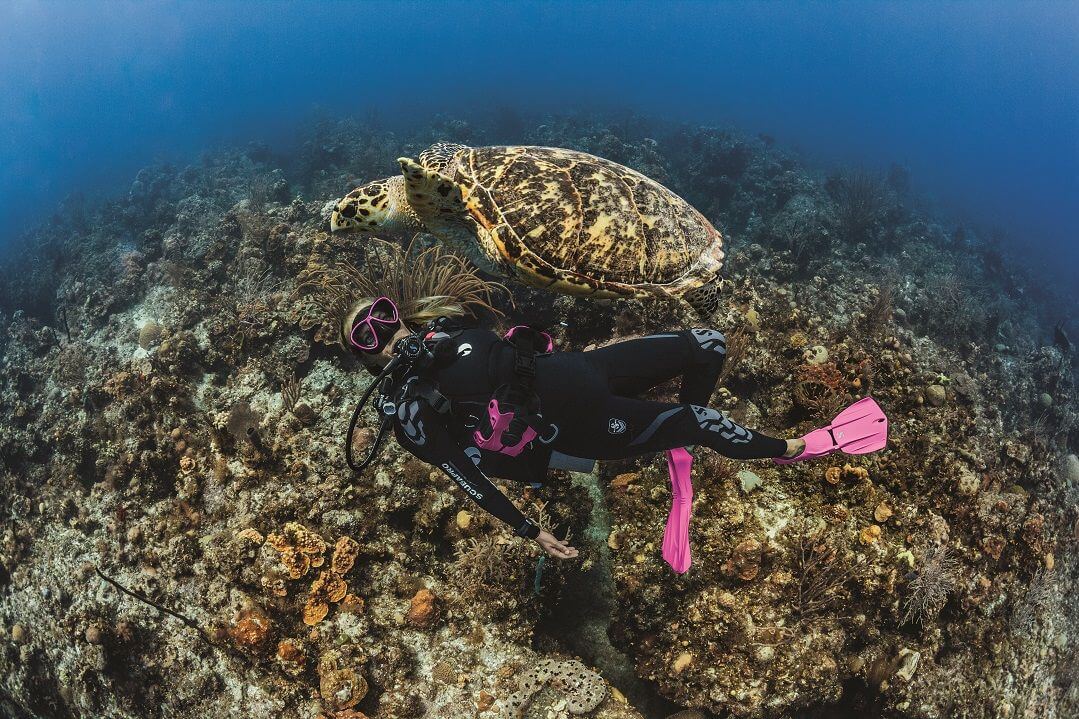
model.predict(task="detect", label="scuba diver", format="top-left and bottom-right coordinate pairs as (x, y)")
top-left (335, 241), bottom-right (888, 571)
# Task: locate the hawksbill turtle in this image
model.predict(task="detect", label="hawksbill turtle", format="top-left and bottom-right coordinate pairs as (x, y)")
top-left (330, 142), bottom-right (725, 316)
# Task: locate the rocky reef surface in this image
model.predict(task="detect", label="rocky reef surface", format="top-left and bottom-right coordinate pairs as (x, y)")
top-left (1, 113), bottom-right (1076, 719)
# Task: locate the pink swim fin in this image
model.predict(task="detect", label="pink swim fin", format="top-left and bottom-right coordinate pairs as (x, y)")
top-left (774, 396), bottom-right (889, 465)
top-left (662, 447), bottom-right (694, 574)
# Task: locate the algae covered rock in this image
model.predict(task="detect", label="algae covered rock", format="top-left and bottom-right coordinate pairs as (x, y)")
top-left (737, 469), bottom-right (763, 493)
top-left (1066, 453), bottom-right (1079, 487)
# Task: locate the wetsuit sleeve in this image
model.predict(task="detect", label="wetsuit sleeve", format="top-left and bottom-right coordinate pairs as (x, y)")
top-left (392, 396), bottom-right (541, 540)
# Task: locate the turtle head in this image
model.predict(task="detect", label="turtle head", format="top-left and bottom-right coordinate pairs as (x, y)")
top-left (330, 176), bottom-right (423, 234)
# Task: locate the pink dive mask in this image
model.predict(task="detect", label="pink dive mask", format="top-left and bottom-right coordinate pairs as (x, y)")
top-left (348, 296), bottom-right (401, 353)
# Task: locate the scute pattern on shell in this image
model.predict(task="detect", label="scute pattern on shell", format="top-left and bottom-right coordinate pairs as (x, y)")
top-left (418, 141), bottom-right (465, 174)
top-left (451, 146), bottom-right (723, 286)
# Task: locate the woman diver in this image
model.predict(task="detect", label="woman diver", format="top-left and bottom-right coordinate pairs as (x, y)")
top-left (329, 240), bottom-right (888, 569)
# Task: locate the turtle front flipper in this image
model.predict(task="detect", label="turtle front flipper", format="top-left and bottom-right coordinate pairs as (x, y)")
top-left (397, 156), bottom-right (496, 269)
top-left (418, 142), bottom-right (467, 174)
top-left (397, 157), bottom-right (468, 225)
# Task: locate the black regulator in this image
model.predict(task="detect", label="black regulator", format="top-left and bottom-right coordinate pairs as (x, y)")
top-left (345, 319), bottom-right (455, 473)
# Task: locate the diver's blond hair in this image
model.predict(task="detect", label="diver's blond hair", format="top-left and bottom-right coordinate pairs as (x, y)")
top-left (298, 236), bottom-right (508, 351)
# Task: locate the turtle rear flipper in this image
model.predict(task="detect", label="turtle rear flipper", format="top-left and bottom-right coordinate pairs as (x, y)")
top-left (397, 157), bottom-right (468, 225)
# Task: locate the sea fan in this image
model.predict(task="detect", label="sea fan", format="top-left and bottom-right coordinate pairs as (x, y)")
top-left (902, 544), bottom-right (961, 625)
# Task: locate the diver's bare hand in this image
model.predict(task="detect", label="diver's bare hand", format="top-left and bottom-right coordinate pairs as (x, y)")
top-left (536, 529), bottom-right (578, 559)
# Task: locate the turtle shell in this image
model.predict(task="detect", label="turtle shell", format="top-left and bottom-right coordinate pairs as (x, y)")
top-left (445, 146), bottom-right (723, 287)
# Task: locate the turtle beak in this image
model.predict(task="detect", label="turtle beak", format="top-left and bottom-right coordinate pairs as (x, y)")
top-left (329, 211), bottom-right (343, 232)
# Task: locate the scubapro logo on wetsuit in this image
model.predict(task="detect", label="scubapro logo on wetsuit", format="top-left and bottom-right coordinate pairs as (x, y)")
top-left (440, 462), bottom-right (484, 499)
top-left (457, 343), bottom-right (472, 357)
top-left (608, 418), bottom-right (627, 434)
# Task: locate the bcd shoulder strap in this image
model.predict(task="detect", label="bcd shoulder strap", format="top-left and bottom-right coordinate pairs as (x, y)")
top-left (396, 375), bottom-right (453, 415)
top-left (502, 325), bottom-right (553, 389)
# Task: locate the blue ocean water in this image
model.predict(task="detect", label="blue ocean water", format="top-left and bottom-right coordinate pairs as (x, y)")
top-left (1, 1), bottom-right (1076, 291)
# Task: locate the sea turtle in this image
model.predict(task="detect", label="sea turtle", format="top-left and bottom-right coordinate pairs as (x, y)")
top-left (329, 143), bottom-right (725, 316)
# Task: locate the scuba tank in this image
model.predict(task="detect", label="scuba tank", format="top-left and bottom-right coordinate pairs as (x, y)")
top-left (346, 320), bottom-right (561, 472)
top-left (472, 326), bottom-right (559, 457)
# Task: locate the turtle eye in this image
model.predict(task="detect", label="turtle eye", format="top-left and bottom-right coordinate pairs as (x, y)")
top-left (340, 204), bottom-right (357, 219)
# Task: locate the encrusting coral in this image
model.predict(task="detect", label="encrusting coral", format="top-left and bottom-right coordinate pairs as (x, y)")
top-left (331, 536), bottom-right (360, 575)
top-left (266, 521), bottom-right (328, 580)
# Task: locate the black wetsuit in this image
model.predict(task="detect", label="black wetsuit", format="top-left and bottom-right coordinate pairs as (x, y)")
top-left (389, 326), bottom-right (786, 539)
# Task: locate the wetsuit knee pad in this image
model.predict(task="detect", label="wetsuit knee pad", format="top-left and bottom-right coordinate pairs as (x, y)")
top-left (682, 329), bottom-right (728, 365)
top-left (690, 405), bottom-right (754, 443)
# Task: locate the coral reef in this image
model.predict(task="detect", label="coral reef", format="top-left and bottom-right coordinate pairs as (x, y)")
top-left (1, 112), bottom-right (1076, 719)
